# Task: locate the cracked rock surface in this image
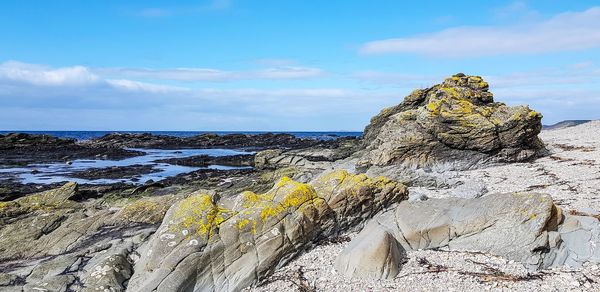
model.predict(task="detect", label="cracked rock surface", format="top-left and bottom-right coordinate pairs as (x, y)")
top-left (127, 170), bottom-right (407, 291)
top-left (359, 73), bottom-right (544, 170)
top-left (339, 192), bottom-right (600, 280)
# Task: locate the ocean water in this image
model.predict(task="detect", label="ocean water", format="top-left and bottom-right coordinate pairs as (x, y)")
top-left (0, 148), bottom-right (254, 185)
top-left (0, 131), bottom-right (363, 141)
top-left (0, 131), bottom-right (362, 185)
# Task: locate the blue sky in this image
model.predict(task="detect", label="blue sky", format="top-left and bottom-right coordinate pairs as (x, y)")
top-left (1, 0), bottom-right (599, 131)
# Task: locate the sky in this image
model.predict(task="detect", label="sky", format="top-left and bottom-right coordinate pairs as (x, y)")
top-left (1, 0), bottom-right (599, 131)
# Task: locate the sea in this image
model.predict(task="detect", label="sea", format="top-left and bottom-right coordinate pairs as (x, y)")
top-left (0, 131), bottom-right (363, 185)
top-left (0, 131), bottom-right (363, 141)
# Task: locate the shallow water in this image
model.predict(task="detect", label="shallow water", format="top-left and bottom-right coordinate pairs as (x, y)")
top-left (0, 148), bottom-right (254, 185)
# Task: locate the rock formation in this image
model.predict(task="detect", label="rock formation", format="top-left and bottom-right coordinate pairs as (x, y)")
top-left (127, 170), bottom-right (407, 291)
top-left (0, 133), bottom-right (142, 167)
top-left (336, 192), bottom-right (600, 280)
top-left (359, 73), bottom-right (544, 170)
top-left (0, 183), bottom-right (178, 292)
top-left (83, 132), bottom-right (328, 150)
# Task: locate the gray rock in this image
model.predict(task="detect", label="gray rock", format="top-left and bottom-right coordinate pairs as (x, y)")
top-left (127, 170), bottom-right (407, 291)
top-left (254, 149), bottom-right (331, 170)
top-left (335, 225), bottom-right (404, 279)
top-left (359, 74), bottom-right (544, 170)
top-left (0, 182), bottom-right (161, 292)
top-left (342, 192), bottom-right (600, 275)
top-left (80, 245), bottom-right (133, 292)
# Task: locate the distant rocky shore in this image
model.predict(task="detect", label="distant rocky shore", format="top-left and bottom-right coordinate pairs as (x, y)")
top-left (1, 74), bottom-right (599, 291)
top-left (0, 132), bottom-right (348, 166)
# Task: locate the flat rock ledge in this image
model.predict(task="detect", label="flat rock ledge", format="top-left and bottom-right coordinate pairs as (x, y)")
top-left (336, 192), bottom-right (600, 280)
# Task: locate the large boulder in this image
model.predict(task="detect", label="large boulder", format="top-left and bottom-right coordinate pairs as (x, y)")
top-left (336, 192), bottom-right (600, 280)
top-left (335, 226), bottom-right (404, 280)
top-left (360, 73), bottom-right (544, 169)
top-left (127, 170), bottom-right (407, 291)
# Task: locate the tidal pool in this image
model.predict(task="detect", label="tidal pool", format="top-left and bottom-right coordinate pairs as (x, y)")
top-left (0, 148), bottom-right (254, 185)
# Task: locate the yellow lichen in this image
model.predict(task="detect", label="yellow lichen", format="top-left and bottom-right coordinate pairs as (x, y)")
top-left (237, 218), bottom-right (251, 229)
top-left (315, 170), bottom-right (394, 197)
top-left (441, 87), bottom-right (459, 97)
top-left (398, 110), bottom-right (417, 120)
top-left (426, 98), bottom-right (445, 115)
top-left (379, 107), bottom-right (392, 116)
top-left (172, 193), bottom-right (232, 238)
top-left (527, 110), bottom-right (542, 119)
top-left (258, 177), bottom-right (318, 221)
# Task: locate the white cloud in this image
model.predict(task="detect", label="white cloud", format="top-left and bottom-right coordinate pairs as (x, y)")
top-left (106, 79), bottom-right (190, 94)
top-left (0, 61), bottom-right (399, 123)
top-left (485, 64), bottom-right (600, 88)
top-left (97, 66), bottom-right (325, 81)
top-left (0, 61), bottom-right (99, 86)
top-left (360, 7), bottom-right (600, 57)
top-left (99, 68), bottom-right (232, 82)
top-left (253, 67), bottom-right (325, 79)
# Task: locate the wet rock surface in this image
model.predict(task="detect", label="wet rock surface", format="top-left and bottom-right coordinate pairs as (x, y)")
top-left (0, 133), bottom-right (143, 166)
top-left (68, 164), bottom-right (160, 180)
top-left (155, 154), bottom-right (255, 167)
top-left (82, 132), bottom-right (333, 150)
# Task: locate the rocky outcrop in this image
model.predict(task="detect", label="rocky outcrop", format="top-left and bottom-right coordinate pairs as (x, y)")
top-left (83, 132), bottom-right (328, 150)
top-left (127, 170), bottom-right (407, 291)
top-left (254, 149), bottom-right (330, 170)
top-left (0, 183), bottom-right (166, 291)
top-left (155, 154), bottom-right (255, 167)
top-left (0, 133), bottom-right (142, 166)
top-left (360, 73), bottom-right (544, 170)
top-left (254, 139), bottom-right (361, 170)
top-left (336, 192), bottom-right (600, 280)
